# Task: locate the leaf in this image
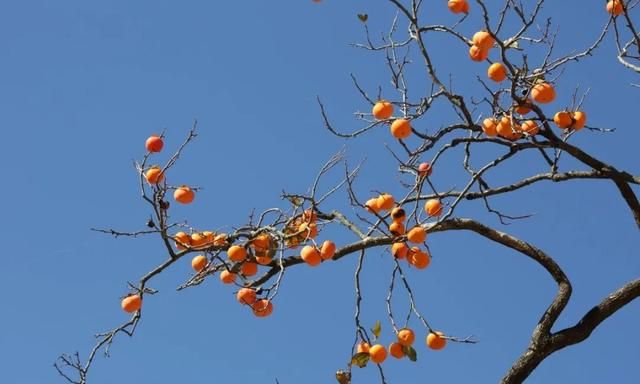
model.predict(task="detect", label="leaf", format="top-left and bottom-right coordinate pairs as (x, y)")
top-left (351, 352), bottom-right (370, 368)
top-left (371, 320), bottom-right (382, 340)
top-left (335, 370), bottom-right (351, 384)
top-left (287, 196), bottom-right (303, 207)
top-left (357, 14), bottom-right (368, 23)
top-left (402, 345), bottom-right (417, 362)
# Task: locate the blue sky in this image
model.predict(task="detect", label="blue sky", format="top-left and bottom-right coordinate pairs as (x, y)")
top-left (0, 1), bottom-right (638, 383)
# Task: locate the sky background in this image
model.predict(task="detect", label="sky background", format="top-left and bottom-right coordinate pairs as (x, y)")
top-left (0, 1), bottom-right (638, 383)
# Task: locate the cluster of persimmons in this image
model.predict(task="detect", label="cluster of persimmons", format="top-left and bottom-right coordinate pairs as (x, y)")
top-left (353, 327), bottom-right (447, 367)
top-left (365, 0), bottom-right (637, 145)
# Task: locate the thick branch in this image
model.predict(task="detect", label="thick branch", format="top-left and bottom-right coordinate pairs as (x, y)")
top-left (551, 278), bottom-right (640, 350)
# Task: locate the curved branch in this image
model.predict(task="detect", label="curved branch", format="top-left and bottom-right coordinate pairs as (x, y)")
top-left (551, 278), bottom-right (640, 350)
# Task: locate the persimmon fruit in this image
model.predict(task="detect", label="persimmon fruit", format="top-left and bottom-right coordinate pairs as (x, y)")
top-left (418, 162), bottom-right (433, 177)
top-left (373, 100), bottom-right (394, 120)
top-left (607, 0), bottom-right (624, 16)
top-left (121, 294), bottom-right (142, 313)
top-left (369, 344), bottom-right (387, 364)
top-left (487, 62), bottom-right (507, 82)
top-left (301, 245), bottom-right (322, 266)
top-left (531, 82), bottom-right (556, 104)
top-left (174, 186), bottom-right (195, 204)
top-left (191, 255), bottom-right (207, 272)
top-left (389, 342), bottom-right (405, 359)
top-left (473, 31), bottom-right (495, 50)
top-left (425, 199), bottom-right (443, 216)
top-left (320, 240), bottom-right (336, 260)
top-left (406, 226), bottom-right (427, 243)
top-left (482, 118), bottom-right (498, 137)
top-left (426, 331), bottom-right (447, 350)
top-left (390, 119), bottom-right (412, 139)
top-left (397, 328), bottom-right (415, 347)
top-left (236, 288), bottom-right (257, 305)
top-left (145, 135), bottom-right (163, 153)
top-left (144, 166), bottom-right (164, 184)
top-left (252, 299), bottom-right (274, 317)
top-left (228, 245), bottom-right (247, 262)
top-left (448, 0), bottom-right (469, 14)
top-left (220, 270), bottom-right (236, 284)
top-left (391, 242), bottom-right (409, 259)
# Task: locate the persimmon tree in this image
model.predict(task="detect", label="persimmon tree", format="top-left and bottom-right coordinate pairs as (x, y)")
top-left (56, 1), bottom-right (639, 384)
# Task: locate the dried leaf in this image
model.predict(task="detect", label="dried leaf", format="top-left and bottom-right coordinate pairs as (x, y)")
top-left (335, 370), bottom-right (351, 384)
top-left (351, 352), bottom-right (370, 368)
top-left (357, 14), bottom-right (368, 23)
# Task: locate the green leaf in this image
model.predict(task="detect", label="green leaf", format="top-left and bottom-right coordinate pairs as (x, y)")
top-left (402, 345), bottom-right (417, 362)
top-left (351, 352), bottom-right (370, 368)
top-left (371, 320), bottom-right (382, 340)
top-left (357, 14), bottom-right (368, 23)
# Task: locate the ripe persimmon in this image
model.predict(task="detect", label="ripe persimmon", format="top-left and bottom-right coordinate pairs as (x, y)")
top-left (365, 198), bottom-right (382, 213)
top-left (220, 270), bottom-right (236, 284)
top-left (241, 261), bottom-right (258, 277)
top-left (391, 207), bottom-right (406, 222)
top-left (191, 255), bottom-right (207, 272)
top-left (145, 166), bottom-right (164, 184)
top-left (607, 0), bottom-right (624, 16)
top-left (251, 233), bottom-right (271, 251)
top-left (409, 247), bottom-right (430, 269)
top-left (320, 240), bottom-right (336, 260)
top-left (377, 193), bottom-right (395, 211)
top-left (213, 233), bottom-right (228, 246)
top-left (372, 100), bottom-right (394, 120)
top-left (121, 294), bottom-right (142, 313)
top-left (397, 328), bottom-right (415, 346)
top-left (496, 116), bottom-right (522, 141)
top-left (228, 245), bottom-right (247, 262)
top-left (252, 299), bottom-right (274, 317)
top-left (487, 62), bottom-right (507, 82)
top-left (390, 118), bottom-right (412, 139)
top-left (255, 254), bottom-right (272, 265)
top-left (531, 82), bottom-right (556, 104)
top-left (357, 342), bottom-right (371, 354)
top-left (369, 344), bottom-right (387, 364)
top-left (389, 342), bottom-right (405, 359)
top-left (202, 231), bottom-right (215, 246)
top-left (389, 221), bottom-right (405, 236)
top-left (391, 242), bottom-right (409, 259)
top-left (554, 111), bottom-right (572, 128)
top-left (469, 45), bottom-right (489, 62)
top-left (424, 199), bottom-right (443, 216)
top-left (406, 226), bottom-right (427, 243)
top-left (426, 331), bottom-right (447, 350)
top-left (236, 288), bottom-right (257, 305)
top-left (572, 111), bottom-right (587, 130)
top-left (301, 245), bottom-right (322, 266)
top-left (514, 102), bottom-right (532, 115)
top-left (482, 118), bottom-right (498, 137)
top-left (520, 120), bottom-right (539, 136)
top-left (418, 162), bottom-right (433, 177)
top-left (145, 135), bottom-right (164, 153)
top-left (190, 232), bottom-right (207, 249)
top-left (473, 31), bottom-right (495, 50)
top-left (174, 186), bottom-right (195, 204)
top-left (448, 0), bottom-right (469, 14)
top-left (173, 231), bottom-right (191, 250)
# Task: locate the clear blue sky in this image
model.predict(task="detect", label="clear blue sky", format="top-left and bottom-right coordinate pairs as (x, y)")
top-left (0, 1), bottom-right (638, 383)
